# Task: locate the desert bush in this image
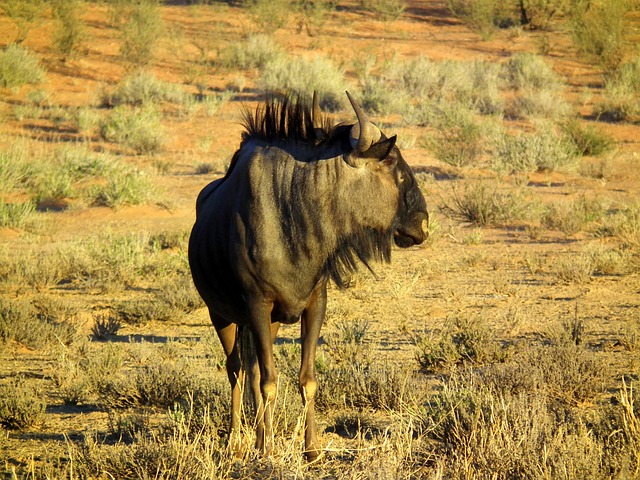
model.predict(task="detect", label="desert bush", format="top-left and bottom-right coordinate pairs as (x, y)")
top-left (597, 56), bottom-right (640, 122)
top-left (361, 0), bottom-right (406, 21)
top-left (217, 34), bottom-right (285, 70)
top-left (0, 200), bottom-right (36, 229)
top-left (598, 201), bottom-right (640, 247)
top-left (96, 356), bottom-right (196, 409)
top-left (569, 0), bottom-right (629, 70)
top-left (440, 183), bottom-right (530, 226)
top-left (510, 86), bottom-right (571, 118)
top-left (0, 297), bottom-right (80, 349)
top-left (246, 0), bottom-right (290, 34)
top-left (294, 0), bottom-right (336, 35)
top-left (0, 377), bottom-right (46, 429)
top-left (259, 55), bottom-right (347, 110)
top-left (415, 316), bottom-right (505, 373)
top-left (502, 53), bottom-right (570, 118)
top-left (92, 313), bottom-right (121, 340)
top-left (100, 71), bottom-right (186, 107)
top-left (69, 416), bottom-right (230, 479)
top-left (156, 275), bottom-right (204, 314)
top-left (584, 243), bottom-right (633, 276)
top-left (519, 0), bottom-right (570, 29)
top-left (0, 44), bottom-right (45, 88)
top-left (100, 105), bottom-right (166, 154)
top-left (542, 195), bottom-right (608, 235)
top-left (0, 146), bottom-right (29, 193)
top-left (119, 0), bottom-right (163, 66)
top-left (199, 91), bottom-right (233, 117)
top-left (53, 351), bottom-right (90, 406)
top-left (447, 0), bottom-right (515, 39)
top-left (503, 52), bottom-right (560, 91)
top-left (429, 112), bottom-right (486, 168)
top-left (358, 74), bottom-right (409, 116)
top-left (113, 297), bottom-right (175, 325)
top-left (0, 0), bottom-right (47, 44)
top-left (561, 119), bottom-right (614, 156)
top-left (51, 0), bottom-right (84, 57)
top-left (421, 336), bottom-right (611, 478)
top-left (90, 169), bottom-right (155, 208)
top-left (552, 251), bottom-right (595, 283)
top-left (493, 123), bottom-right (578, 174)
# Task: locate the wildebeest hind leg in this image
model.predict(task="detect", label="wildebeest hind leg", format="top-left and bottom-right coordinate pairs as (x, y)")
top-left (213, 317), bottom-right (244, 455)
top-left (300, 284), bottom-right (326, 461)
top-left (251, 311), bottom-right (280, 455)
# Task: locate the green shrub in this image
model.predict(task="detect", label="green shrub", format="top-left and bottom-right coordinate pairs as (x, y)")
top-left (569, 0), bottom-right (629, 70)
top-left (0, 297), bottom-right (79, 350)
top-left (503, 53), bottom-right (561, 91)
top-left (519, 0), bottom-right (570, 29)
top-left (217, 34), bottom-right (285, 70)
top-left (597, 56), bottom-right (640, 122)
top-left (415, 316), bottom-right (505, 372)
top-left (0, 378), bottom-right (46, 430)
top-left (561, 119), bottom-right (614, 156)
top-left (100, 105), bottom-right (166, 154)
top-left (361, 0), bottom-right (406, 21)
top-left (0, 200), bottom-right (36, 229)
top-left (598, 201), bottom-right (640, 247)
top-left (90, 171), bottom-right (155, 208)
top-left (101, 71), bottom-right (186, 107)
top-left (119, 0), bottom-right (163, 66)
top-left (493, 123), bottom-right (578, 174)
top-left (542, 195), bottom-right (608, 235)
top-left (258, 55), bottom-right (347, 110)
top-left (52, 0), bottom-right (84, 57)
top-left (0, 44), bottom-right (45, 88)
top-left (447, 0), bottom-right (503, 39)
top-left (246, 0), bottom-right (290, 34)
top-left (441, 183), bottom-right (530, 226)
top-left (429, 112), bottom-right (486, 168)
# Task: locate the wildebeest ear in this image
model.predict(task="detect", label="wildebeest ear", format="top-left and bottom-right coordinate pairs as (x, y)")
top-left (362, 135), bottom-right (397, 161)
top-left (346, 135), bottom-right (397, 168)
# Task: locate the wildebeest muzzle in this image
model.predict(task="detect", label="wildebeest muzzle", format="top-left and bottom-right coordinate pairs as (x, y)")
top-left (394, 211), bottom-right (429, 247)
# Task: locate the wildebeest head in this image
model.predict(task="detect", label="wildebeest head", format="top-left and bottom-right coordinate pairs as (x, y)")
top-left (344, 91), bottom-right (429, 249)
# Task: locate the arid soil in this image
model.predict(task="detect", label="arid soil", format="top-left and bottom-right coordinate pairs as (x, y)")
top-left (1, 1), bottom-right (639, 477)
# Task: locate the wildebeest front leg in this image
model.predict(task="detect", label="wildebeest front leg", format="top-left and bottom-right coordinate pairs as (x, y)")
top-left (213, 318), bottom-right (244, 455)
top-left (300, 283), bottom-right (327, 461)
top-left (250, 302), bottom-right (279, 455)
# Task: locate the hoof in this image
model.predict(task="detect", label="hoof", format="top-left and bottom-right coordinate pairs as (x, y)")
top-left (304, 447), bottom-right (322, 463)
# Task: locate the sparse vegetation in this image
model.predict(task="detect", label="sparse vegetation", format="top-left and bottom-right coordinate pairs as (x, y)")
top-left (0, 377), bottom-right (46, 429)
top-left (1, 2), bottom-right (640, 478)
top-left (118, 0), bottom-right (163, 67)
top-left (100, 71), bottom-right (186, 107)
top-left (0, 44), bottom-right (45, 88)
top-left (493, 123), bottom-right (578, 174)
top-left (441, 182), bottom-right (530, 226)
top-left (51, 0), bottom-right (84, 57)
top-left (361, 0), bottom-right (406, 21)
top-left (569, 0), bottom-right (630, 70)
top-left (99, 105), bottom-right (166, 154)
top-left (259, 55), bottom-right (347, 110)
top-left (597, 56), bottom-right (640, 122)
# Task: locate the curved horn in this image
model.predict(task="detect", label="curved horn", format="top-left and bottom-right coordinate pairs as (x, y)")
top-left (346, 91), bottom-right (381, 152)
top-left (312, 91), bottom-right (322, 129)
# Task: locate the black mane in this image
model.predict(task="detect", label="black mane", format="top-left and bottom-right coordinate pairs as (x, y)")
top-left (241, 95), bottom-right (336, 146)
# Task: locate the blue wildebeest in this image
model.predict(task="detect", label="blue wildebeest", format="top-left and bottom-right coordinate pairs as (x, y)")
top-left (188, 91), bottom-right (429, 460)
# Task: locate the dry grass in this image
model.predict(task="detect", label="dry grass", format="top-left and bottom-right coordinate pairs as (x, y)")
top-left (1, 1), bottom-right (640, 478)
